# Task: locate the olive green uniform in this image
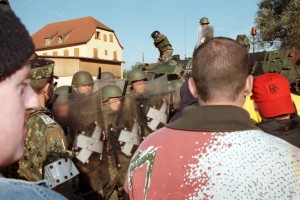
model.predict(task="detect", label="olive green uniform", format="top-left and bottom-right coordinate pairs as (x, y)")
top-left (154, 34), bottom-right (173, 62)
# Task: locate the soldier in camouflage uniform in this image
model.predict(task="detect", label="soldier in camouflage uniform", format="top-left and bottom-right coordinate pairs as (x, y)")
top-left (72, 71), bottom-right (95, 96)
top-left (13, 59), bottom-right (79, 199)
top-left (51, 85), bottom-right (75, 148)
top-left (97, 82), bottom-right (142, 200)
top-left (71, 73), bottom-right (112, 199)
top-left (127, 68), bottom-right (169, 140)
top-left (127, 68), bottom-right (152, 139)
top-left (101, 84), bottom-right (125, 200)
top-left (151, 30), bottom-right (173, 63)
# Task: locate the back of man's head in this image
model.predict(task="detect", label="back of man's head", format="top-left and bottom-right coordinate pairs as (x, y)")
top-left (251, 73), bottom-right (295, 119)
top-left (192, 37), bottom-right (250, 103)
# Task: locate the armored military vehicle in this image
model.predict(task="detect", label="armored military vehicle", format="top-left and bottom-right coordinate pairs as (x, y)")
top-left (251, 49), bottom-right (300, 95)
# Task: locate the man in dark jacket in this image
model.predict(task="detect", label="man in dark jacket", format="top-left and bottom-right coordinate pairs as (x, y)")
top-left (251, 72), bottom-right (300, 147)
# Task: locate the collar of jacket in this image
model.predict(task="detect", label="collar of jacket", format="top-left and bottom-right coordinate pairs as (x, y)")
top-left (167, 105), bottom-right (259, 132)
top-left (28, 106), bottom-right (52, 118)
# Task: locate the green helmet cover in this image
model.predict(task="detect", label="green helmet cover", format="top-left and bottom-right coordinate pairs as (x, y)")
top-left (102, 85), bottom-right (122, 102)
top-left (71, 71), bottom-right (94, 86)
top-left (54, 85), bottom-right (71, 103)
top-left (101, 72), bottom-right (115, 80)
top-left (127, 68), bottom-right (147, 84)
top-left (200, 17), bottom-right (209, 24)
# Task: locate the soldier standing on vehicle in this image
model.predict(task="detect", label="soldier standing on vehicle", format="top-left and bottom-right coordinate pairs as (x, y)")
top-left (151, 30), bottom-right (173, 63)
top-left (196, 17), bottom-right (214, 48)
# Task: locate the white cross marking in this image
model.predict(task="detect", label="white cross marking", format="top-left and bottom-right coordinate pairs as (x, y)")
top-left (75, 125), bottom-right (103, 163)
top-left (118, 122), bottom-right (140, 156)
top-left (146, 100), bottom-right (167, 131)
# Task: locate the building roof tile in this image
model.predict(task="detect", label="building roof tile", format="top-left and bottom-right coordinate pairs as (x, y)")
top-left (32, 16), bottom-right (121, 50)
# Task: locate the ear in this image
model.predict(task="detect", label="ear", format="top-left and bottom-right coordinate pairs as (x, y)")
top-left (42, 83), bottom-right (51, 98)
top-left (43, 83), bottom-right (51, 96)
top-left (188, 77), bottom-right (199, 98)
top-left (244, 75), bottom-right (253, 96)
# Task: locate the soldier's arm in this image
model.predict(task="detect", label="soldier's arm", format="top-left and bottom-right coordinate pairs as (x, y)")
top-left (46, 126), bottom-right (67, 158)
top-left (154, 34), bottom-right (165, 43)
top-left (45, 126), bottom-right (68, 153)
top-left (43, 127), bottom-right (80, 199)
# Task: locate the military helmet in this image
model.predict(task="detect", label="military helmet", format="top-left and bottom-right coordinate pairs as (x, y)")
top-left (54, 85), bottom-right (71, 103)
top-left (101, 72), bottom-right (115, 80)
top-left (71, 71), bottom-right (94, 86)
top-left (200, 17), bottom-right (209, 24)
top-left (54, 85), bottom-right (71, 95)
top-left (102, 85), bottom-right (122, 102)
top-left (127, 68), bottom-right (147, 84)
top-left (151, 30), bottom-right (160, 38)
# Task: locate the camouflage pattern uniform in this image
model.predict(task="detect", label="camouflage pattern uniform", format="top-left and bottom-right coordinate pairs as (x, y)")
top-left (153, 34), bottom-right (173, 62)
top-left (19, 107), bottom-right (68, 181)
top-left (19, 59), bottom-right (80, 199)
top-left (100, 83), bottom-right (139, 200)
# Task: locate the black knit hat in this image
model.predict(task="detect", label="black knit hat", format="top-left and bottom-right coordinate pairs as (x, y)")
top-left (0, 10), bottom-right (34, 80)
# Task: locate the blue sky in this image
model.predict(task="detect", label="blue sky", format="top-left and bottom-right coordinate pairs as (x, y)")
top-left (10, 0), bottom-right (259, 70)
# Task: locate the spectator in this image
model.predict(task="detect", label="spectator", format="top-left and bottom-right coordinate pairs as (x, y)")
top-left (124, 37), bottom-right (300, 199)
top-left (0, 9), bottom-right (65, 199)
top-left (251, 73), bottom-right (300, 147)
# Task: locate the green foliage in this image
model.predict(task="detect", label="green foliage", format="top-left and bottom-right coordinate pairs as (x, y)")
top-left (122, 62), bottom-right (141, 79)
top-left (255, 0), bottom-right (300, 49)
top-left (122, 68), bottom-right (130, 79)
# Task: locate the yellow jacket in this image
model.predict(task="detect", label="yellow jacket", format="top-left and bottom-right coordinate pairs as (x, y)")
top-left (243, 93), bottom-right (300, 124)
